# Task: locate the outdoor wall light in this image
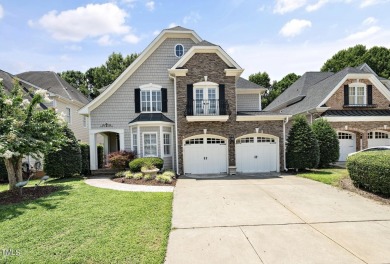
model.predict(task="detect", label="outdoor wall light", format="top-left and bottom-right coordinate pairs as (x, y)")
top-left (229, 135), bottom-right (235, 143)
top-left (203, 129), bottom-right (207, 134)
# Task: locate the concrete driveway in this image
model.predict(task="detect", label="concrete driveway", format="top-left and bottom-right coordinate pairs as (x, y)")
top-left (165, 174), bottom-right (390, 264)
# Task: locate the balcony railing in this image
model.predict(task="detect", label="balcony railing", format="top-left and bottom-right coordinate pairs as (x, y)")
top-left (186, 99), bottom-right (229, 116)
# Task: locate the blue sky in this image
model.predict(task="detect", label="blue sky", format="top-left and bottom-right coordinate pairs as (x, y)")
top-left (0, 0), bottom-right (389, 81)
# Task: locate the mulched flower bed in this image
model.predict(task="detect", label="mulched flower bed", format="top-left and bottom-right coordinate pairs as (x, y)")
top-left (339, 177), bottom-right (390, 205)
top-left (0, 185), bottom-right (61, 206)
top-left (112, 177), bottom-right (176, 186)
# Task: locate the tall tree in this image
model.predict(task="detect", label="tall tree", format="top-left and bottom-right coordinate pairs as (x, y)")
top-left (249, 71), bottom-right (271, 88)
top-left (362, 46), bottom-right (390, 79)
top-left (321, 44), bottom-right (367, 72)
top-left (262, 73), bottom-right (300, 108)
top-left (0, 80), bottom-right (66, 190)
top-left (59, 70), bottom-right (88, 96)
top-left (312, 118), bottom-right (339, 167)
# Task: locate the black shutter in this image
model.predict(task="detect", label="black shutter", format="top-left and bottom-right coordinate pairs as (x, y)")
top-left (343, 85), bottom-right (349, 106)
top-left (367, 85), bottom-right (373, 105)
top-left (161, 88), bottom-right (168, 112)
top-left (187, 84), bottom-right (193, 116)
top-left (219, 84), bottom-right (226, 115)
top-left (135, 88), bottom-right (140, 113)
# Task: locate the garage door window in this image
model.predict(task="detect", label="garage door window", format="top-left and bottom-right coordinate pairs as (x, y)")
top-left (338, 132), bottom-right (352, 139)
top-left (369, 132), bottom-right (389, 139)
top-left (185, 138), bottom-right (204, 145)
top-left (207, 138), bottom-right (225, 144)
top-left (236, 137), bottom-right (254, 144)
top-left (257, 137), bottom-right (275, 143)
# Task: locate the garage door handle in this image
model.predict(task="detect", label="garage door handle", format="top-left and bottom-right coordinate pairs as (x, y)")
top-left (254, 156), bottom-right (258, 159)
top-left (204, 157), bottom-right (208, 160)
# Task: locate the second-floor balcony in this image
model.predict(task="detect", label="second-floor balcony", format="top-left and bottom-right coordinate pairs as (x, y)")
top-left (185, 99), bottom-right (229, 122)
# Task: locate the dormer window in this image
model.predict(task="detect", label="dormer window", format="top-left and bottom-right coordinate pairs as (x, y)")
top-left (349, 83), bottom-right (366, 105)
top-left (175, 44), bottom-right (184, 57)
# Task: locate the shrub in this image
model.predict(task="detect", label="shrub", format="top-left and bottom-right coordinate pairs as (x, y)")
top-left (108, 151), bottom-right (136, 169)
top-left (0, 158), bottom-right (8, 183)
top-left (124, 171), bottom-right (134, 179)
top-left (347, 151), bottom-right (390, 195)
top-left (286, 115), bottom-right (319, 170)
top-left (312, 119), bottom-right (339, 167)
top-left (114, 171), bottom-right (127, 178)
top-left (143, 174), bottom-right (154, 181)
top-left (44, 127), bottom-right (81, 178)
top-left (162, 170), bottom-right (176, 179)
top-left (129, 157), bottom-right (164, 172)
top-left (133, 173), bottom-right (143, 180)
top-left (79, 143), bottom-right (90, 175)
top-left (156, 174), bottom-right (172, 184)
top-left (97, 145), bottom-right (104, 169)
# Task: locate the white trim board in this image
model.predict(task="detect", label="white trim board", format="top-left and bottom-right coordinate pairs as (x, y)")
top-left (236, 115), bottom-right (291, 121)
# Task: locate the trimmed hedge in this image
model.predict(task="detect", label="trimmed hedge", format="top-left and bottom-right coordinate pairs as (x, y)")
top-left (44, 127), bottom-right (82, 178)
top-left (97, 145), bottom-right (104, 169)
top-left (129, 157), bottom-right (164, 172)
top-left (347, 150), bottom-right (390, 195)
top-left (79, 143), bottom-right (90, 175)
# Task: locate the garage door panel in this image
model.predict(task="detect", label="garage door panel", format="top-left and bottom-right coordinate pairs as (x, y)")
top-left (368, 131), bottom-right (390, 148)
top-left (338, 132), bottom-right (356, 161)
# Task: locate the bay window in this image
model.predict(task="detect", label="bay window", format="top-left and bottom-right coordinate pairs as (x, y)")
top-left (143, 133), bottom-right (157, 156)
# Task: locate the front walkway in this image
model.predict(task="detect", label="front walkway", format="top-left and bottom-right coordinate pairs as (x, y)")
top-left (165, 174), bottom-right (390, 264)
top-left (84, 176), bottom-right (174, 192)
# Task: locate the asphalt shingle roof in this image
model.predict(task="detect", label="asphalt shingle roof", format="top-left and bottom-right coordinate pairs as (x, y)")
top-left (166, 26), bottom-right (193, 31)
top-left (265, 67), bottom-right (367, 115)
top-left (16, 71), bottom-right (90, 105)
top-left (236, 77), bottom-right (264, 89)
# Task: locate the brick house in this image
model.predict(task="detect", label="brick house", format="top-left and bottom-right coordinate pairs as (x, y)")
top-left (265, 64), bottom-right (390, 161)
top-left (80, 27), bottom-right (290, 174)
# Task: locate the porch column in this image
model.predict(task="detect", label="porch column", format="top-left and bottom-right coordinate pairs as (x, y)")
top-left (89, 132), bottom-right (98, 170)
top-left (160, 125), bottom-right (164, 159)
top-left (102, 133), bottom-right (109, 158)
top-left (137, 126), bottom-right (140, 156)
top-left (119, 131), bottom-right (125, 151)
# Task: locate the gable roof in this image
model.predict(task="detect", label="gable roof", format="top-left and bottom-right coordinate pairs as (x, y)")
top-left (79, 27), bottom-right (202, 115)
top-left (264, 66), bottom-right (390, 115)
top-left (236, 77), bottom-right (263, 89)
top-left (16, 71), bottom-right (90, 105)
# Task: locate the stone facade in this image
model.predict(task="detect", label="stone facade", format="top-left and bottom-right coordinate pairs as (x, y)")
top-left (326, 79), bottom-right (390, 110)
top-left (176, 53), bottom-right (285, 174)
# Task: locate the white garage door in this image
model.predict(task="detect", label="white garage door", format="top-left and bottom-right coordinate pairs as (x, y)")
top-left (368, 131), bottom-right (390, 148)
top-left (183, 136), bottom-right (227, 174)
top-left (338, 132), bottom-right (356, 161)
top-left (236, 135), bottom-right (278, 173)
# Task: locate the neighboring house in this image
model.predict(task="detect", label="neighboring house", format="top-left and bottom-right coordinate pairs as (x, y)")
top-left (16, 71), bottom-right (90, 143)
top-left (265, 63), bottom-right (390, 161)
top-left (80, 26), bottom-right (291, 174)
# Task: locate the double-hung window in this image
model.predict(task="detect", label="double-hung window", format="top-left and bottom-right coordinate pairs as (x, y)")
top-left (132, 134), bottom-right (138, 154)
top-left (163, 133), bottom-right (171, 156)
top-left (143, 133), bottom-right (157, 156)
top-left (65, 107), bottom-right (71, 124)
top-left (349, 84), bottom-right (366, 105)
top-left (141, 90), bottom-right (162, 112)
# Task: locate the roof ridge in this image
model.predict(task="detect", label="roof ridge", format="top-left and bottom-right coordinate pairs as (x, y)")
top-left (53, 72), bottom-right (73, 100)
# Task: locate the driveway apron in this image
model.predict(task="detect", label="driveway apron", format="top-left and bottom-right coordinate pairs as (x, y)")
top-left (165, 174), bottom-right (390, 264)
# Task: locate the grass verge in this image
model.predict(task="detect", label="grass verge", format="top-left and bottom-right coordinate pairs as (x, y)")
top-left (297, 167), bottom-right (348, 186)
top-left (0, 178), bottom-right (172, 263)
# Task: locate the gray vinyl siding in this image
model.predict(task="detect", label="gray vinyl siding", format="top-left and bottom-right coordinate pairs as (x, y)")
top-left (237, 94), bottom-right (261, 111)
top-left (90, 37), bottom-right (195, 171)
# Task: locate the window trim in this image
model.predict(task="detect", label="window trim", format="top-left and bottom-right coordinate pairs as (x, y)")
top-left (83, 116), bottom-right (87, 128)
top-left (163, 133), bottom-right (171, 156)
top-left (174, 44), bottom-right (184, 58)
top-left (65, 107), bottom-right (71, 124)
top-left (142, 132), bottom-right (158, 157)
top-left (348, 82), bottom-right (367, 105)
top-left (139, 83), bottom-right (163, 113)
top-left (132, 133), bottom-right (138, 154)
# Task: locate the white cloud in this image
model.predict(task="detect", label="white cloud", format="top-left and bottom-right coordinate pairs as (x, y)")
top-left (183, 12), bottom-right (201, 24)
top-left (98, 35), bottom-right (114, 46)
top-left (279, 19), bottom-right (312, 37)
top-left (34, 3), bottom-right (130, 41)
top-left (306, 0), bottom-right (329, 11)
top-left (360, 0), bottom-right (389, 7)
top-left (0, 4), bottom-right (4, 19)
top-left (122, 0), bottom-right (137, 8)
top-left (362, 17), bottom-right (378, 25)
top-left (168, 23), bottom-right (177, 28)
top-left (145, 1), bottom-right (155, 11)
top-left (123, 33), bottom-right (140, 44)
top-left (345, 26), bottom-right (381, 40)
top-left (65, 44), bottom-right (82, 51)
top-left (153, 30), bottom-right (160, 36)
top-left (274, 0), bottom-right (307, 14)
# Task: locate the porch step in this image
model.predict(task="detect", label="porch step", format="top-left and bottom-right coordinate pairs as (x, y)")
top-left (91, 169), bottom-right (121, 176)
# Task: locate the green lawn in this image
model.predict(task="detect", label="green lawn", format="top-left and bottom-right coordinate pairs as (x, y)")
top-left (297, 167), bottom-right (349, 186)
top-left (0, 178), bottom-right (173, 264)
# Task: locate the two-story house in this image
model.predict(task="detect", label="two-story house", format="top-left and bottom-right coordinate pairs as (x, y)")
top-left (265, 64), bottom-right (390, 161)
top-left (80, 27), bottom-right (291, 175)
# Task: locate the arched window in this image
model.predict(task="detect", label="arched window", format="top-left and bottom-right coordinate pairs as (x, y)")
top-left (175, 44), bottom-right (184, 57)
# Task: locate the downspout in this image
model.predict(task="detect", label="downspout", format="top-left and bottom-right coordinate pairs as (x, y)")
top-left (283, 116), bottom-right (289, 171)
top-left (169, 74), bottom-right (180, 175)
top-left (306, 111), bottom-right (313, 124)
